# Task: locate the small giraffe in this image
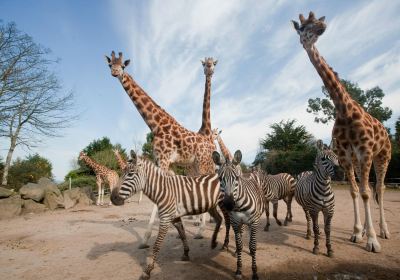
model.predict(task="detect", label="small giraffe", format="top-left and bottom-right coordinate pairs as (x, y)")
top-left (292, 12), bottom-right (391, 252)
top-left (79, 151), bottom-right (119, 206)
top-left (106, 51), bottom-right (217, 246)
top-left (212, 128), bottom-right (242, 175)
top-left (198, 57), bottom-right (218, 137)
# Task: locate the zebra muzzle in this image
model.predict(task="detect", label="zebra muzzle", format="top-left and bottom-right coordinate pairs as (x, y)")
top-left (223, 194), bottom-right (235, 211)
top-left (110, 188), bottom-right (125, 206)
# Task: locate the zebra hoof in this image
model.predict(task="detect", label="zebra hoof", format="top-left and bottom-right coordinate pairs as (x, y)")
top-left (138, 244), bottom-right (150, 249)
top-left (140, 272), bottom-right (150, 280)
top-left (313, 247), bottom-right (319, 255)
top-left (264, 226), bottom-right (269, 232)
top-left (211, 241), bottom-right (218, 249)
top-left (327, 250), bottom-right (334, 258)
top-left (252, 274), bottom-right (259, 280)
top-left (235, 273), bottom-right (242, 280)
top-left (276, 220), bottom-right (282, 226)
top-left (181, 255), bottom-right (190, 261)
top-left (194, 234), bottom-right (203, 240)
top-left (305, 234), bottom-right (311, 240)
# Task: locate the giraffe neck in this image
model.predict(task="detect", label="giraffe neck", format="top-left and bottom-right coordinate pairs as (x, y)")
top-left (305, 46), bottom-right (354, 117)
top-left (198, 75), bottom-right (212, 136)
top-left (81, 155), bottom-right (106, 174)
top-left (217, 135), bottom-right (233, 161)
top-left (115, 151), bottom-right (127, 170)
top-left (119, 73), bottom-right (178, 133)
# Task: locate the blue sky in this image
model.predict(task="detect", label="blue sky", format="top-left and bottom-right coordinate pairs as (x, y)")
top-left (1, 0), bottom-right (399, 181)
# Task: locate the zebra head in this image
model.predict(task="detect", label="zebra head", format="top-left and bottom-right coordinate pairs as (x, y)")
top-left (111, 150), bottom-right (146, 206)
top-left (315, 139), bottom-right (340, 178)
top-left (212, 150), bottom-right (242, 211)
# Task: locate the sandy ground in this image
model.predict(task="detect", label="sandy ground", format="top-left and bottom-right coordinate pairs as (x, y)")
top-left (0, 185), bottom-right (399, 280)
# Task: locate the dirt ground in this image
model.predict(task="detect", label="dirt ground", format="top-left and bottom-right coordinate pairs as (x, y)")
top-left (0, 185), bottom-right (399, 280)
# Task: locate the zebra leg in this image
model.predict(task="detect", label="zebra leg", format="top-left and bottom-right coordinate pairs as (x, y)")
top-left (141, 220), bottom-right (170, 280)
top-left (311, 211), bottom-right (320, 255)
top-left (220, 204), bottom-right (231, 250)
top-left (324, 210), bottom-right (334, 257)
top-left (273, 201), bottom-right (282, 226)
top-left (232, 223), bottom-right (243, 280)
top-left (264, 200), bottom-right (271, 231)
top-left (139, 204), bottom-right (158, 249)
top-left (194, 213), bottom-right (206, 239)
top-left (304, 209), bottom-right (312, 239)
top-left (172, 217), bottom-right (190, 261)
top-left (208, 207), bottom-right (223, 249)
top-left (284, 195), bottom-right (293, 226)
top-left (249, 223), bottom-right (259, 280)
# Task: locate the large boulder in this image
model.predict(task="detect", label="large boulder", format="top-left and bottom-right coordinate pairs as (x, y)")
top-left (63, 187), bottom-right (94, 209)
top-left (43, 189), bottom-right (64, 210)
top-left (80, 186), bottom-right (96, 202)
top-left (0, 186), bottom-right (14, 198)
top-left (19, 177), bottom-right (61, 202)
top-left (0, 195), bottom-right (22, 219)
top-left (22, 199), bottom-right (47, 214)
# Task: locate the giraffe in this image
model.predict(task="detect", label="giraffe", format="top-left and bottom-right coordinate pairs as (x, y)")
top-left (79, 151), bottom-right (119, 206)
top-left (113, 149), bottom-right (143, 203)
top-left (198, 57), bottom-right (218, 137)
top-left (292, 12), bottom-right (391, 252)
top-left (212, 128), bottom-right (233, 162)
top-left (106, 51), bottom-right (217, 246)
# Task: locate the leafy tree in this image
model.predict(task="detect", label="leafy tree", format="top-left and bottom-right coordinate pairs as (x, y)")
top-left (7, 153), bottom-right (52, 190)
top-left (82, 137), bottom-right (113, 157)
top-left (260, 119), bottom-right (313, 151)
top-left (395, 116), bottom-right (400, 144)
top-left (307, 79), bottom-right (392, 124)
top-left (142, 132), bottom-right (155, 161)
top-left (0, 21), bottom-right (76, 186)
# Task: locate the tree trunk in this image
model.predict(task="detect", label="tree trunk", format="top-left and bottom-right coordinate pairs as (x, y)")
top-left (1, 134), bottom-right (18, 186)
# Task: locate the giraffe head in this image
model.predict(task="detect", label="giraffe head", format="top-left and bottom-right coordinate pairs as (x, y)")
top-left (79, 151), bottom-right (86, 160)
top-left (105, 51), bottom-right (131, 78)
top-left (292, 11), bottom-right (326, 49)
top-left (201, 57), bottom-right (218, 77)
top-left (211, 128), bottom-right (222, 141)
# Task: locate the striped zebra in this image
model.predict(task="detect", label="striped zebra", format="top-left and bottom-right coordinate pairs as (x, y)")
top-left (295, 139), bottom-right (339, 257)
top-left (213, 150), bottom-right (265, 280)
top-left (252, 167), bottom-right (296, 231)
top-left (111, 150), bottom-right (230, 280)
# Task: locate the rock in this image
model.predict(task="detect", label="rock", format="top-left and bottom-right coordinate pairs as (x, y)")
top-left (22, 199), bottom-right (47, 214)
top-left (37, 177), bottom-right (62, 196)
top-left (19, 182), bottom-right (45, 202)
top-left (77, 191), bottom-right (93, 207)
top-left (0, 186), bottom-right (14, 198)
top-left (43, 189), bottom-right (64, 210)
top-left (80, 186), bottom-right (96, 202)
top-left (62, 188), bottom-right (81, 209)
top-left (0, 195), bottom-right (22, 219)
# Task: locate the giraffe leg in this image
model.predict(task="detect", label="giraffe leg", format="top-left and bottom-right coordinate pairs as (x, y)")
top-left (323, 209), bottom-right (334, 257)
top-left (264, 200), bottom-right (271, 231)
top-left (232, 223), bottom-right (243, 280)
top-left (310, 211), bottom-right (320, 255)
top-left (359, 158), bottom-right (381, 253)
top-left (96, 177), bottom-right (102, 206)
top-left (139, 204), bottom-right (158, 249)
top-left (373, 154), bottom-right (390, 239)
top-left (273, 200), bottom-right (282, 226)
top-left (141, 220), bottom-right (170, 280)
top-left (249, 223), bottom-right (259, 280)
top-left (208, 207), bottom-right (223, 249)
top-left (172, 217), bottom-right (190, 261)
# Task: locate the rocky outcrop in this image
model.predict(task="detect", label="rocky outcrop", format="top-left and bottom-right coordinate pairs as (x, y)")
top-left (22, 199), bottom-right (47, 214)
top-left (19, 178), bottom-right (61, 202)
top-left (63, 187), bottom-right (94, 209)
top-left (0, 195), bottom-right (22, 219)
top-left (0, 186), bottom-right (14, 198)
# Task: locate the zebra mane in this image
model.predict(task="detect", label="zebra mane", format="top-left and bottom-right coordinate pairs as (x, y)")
top-left (137, 156), bottom-right (171, 176)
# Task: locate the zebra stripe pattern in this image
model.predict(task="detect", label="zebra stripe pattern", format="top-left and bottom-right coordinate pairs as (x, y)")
top-left (111, 150), bottom-right (229, 279)
top-left (252, 168), bottom-right (296, 231)
top-left (295, 140), bottom-right (339, 257)
top-left (213, 150), bottom-right (265, 280)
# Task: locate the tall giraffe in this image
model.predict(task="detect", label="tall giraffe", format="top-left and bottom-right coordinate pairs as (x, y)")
top-left (292, 12), bottom-right (391, 252)
top-left (79, 151), bottom-right (119, 206)
top-left (106, 51), bottom-right (217, 246)
top-left (198, 57), bottom-right (218, 137)
top-left (113, 149), bottom-right (143, 203)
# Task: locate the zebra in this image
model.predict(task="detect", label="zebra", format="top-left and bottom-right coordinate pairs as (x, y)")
top-left (213, 150), bottom-right (265, 280)
top-left (110, 150), bottom-right (230, 280)
top-left (295, 139), bottom-right (339, 257)
top-left (251, 167), bottom-right (296, 231)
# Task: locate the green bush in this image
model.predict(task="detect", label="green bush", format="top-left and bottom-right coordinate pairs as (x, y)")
top-left (59, 175), bottom-right (97, 191)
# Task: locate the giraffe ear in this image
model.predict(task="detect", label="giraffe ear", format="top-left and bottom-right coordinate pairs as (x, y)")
top-left (299, 14), bottom-right (306, 24)
top-left (124, 59), bottom-right (130, 67)
top-left (105, 55), bottom-right (111, 64)
top-left (291, 20), bottom-right (300, 31)
top-left (129, 150), bottom-right (137, 164)
top-left (318, 16), bottom-right (325, 22)
top-left (233, 150), bottom-right (242, 166)
top-left (212, 151), bottom-right (222, 166)
top-left (201, 60), bottom-right (205, 66)
top-left (213, 60), bottom-right (218, 66)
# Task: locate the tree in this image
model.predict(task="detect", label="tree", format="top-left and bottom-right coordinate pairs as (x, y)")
top-left (260, 119), bottom-right (313, 151)
top-left (82, 137), bottom-right (113, 157)
top-left (142, 132), bottom-right (155, 161)
top-left (307, 79), bottom-right (392, 124)
top-left (395, 116), bottom-right (400, 144)
top-left (0, 21), bottom-right (76, 186)
top-left (7, 153), bottom-right (52, 190)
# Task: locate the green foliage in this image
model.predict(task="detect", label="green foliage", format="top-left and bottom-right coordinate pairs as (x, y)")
top-left (83, 137), bottom-right (113, 157)
top-left (307, 79), bottom-right (392, 124)
top-left (260, 119), bottom-right (314, 151)
top-left (395, 116), bottom-right (400, 144)
top-left (58, 175), bottom-right (97, 191)
top-left (263, 148), bottom-right (316, 175)
top-left (7, 154), bottom-right (53, 190)
top-left (142, 132), bottom-right (155, 161)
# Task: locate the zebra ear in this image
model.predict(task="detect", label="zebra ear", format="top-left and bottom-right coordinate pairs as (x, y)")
top-left (233, 150), bottom-right (242, 166)
top-left (316, 140), bottom-right (324, 151)
top-left (130, 150), bottom-right (137, 164)
top-left (212, 151), bottom-right (222, 166)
